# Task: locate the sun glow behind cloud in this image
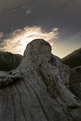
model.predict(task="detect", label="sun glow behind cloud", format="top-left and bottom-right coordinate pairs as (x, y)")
top-left (0, 26), bottom-right (58, 55)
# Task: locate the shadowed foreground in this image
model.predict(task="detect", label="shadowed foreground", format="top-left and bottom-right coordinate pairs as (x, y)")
top-left (0, 39), bottom-right (81, 121)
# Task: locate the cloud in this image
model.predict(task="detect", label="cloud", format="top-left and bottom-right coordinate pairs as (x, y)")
top-left (25, 7), bottom-right (33, 16)
top-left (0, 32), bottom-right (4, 38)
top-left (0, 26), bottom-right (58, 55)
top-left (0, 0), bottom-right (27, 13)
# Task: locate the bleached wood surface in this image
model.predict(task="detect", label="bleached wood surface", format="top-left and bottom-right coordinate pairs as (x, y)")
top-left (0, 39), bottom-right (81, 121)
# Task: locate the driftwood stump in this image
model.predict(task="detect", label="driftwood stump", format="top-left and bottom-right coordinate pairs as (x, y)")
top-left (0, 39), bottom-right (81, 121)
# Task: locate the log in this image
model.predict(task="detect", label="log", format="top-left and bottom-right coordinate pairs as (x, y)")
top-left (0, 39), bottom-right (81, 121)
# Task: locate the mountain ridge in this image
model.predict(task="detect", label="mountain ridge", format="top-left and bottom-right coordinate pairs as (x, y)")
top-left (62, 48), bottom-right (81, 68)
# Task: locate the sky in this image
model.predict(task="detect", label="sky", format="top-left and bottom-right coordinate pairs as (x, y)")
top-left (0, 0), bottom-right (81, 58)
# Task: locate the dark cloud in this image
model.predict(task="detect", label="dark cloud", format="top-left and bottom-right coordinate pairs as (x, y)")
top-left (0, 0), bottom-right (27, 13)
top-left (0, 0), bottom-right (81, 33)
top-left (0, 0), bottom-right (81, 57)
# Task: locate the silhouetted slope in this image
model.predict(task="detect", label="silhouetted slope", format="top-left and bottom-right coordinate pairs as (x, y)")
top-left (0, 51), bottom-right (22, 71)
top-left (62, 48), bottom-right (81, 68)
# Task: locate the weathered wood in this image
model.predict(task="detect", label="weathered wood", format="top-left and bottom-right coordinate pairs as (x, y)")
top-left (0, 39), bottom-right (81, 121)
